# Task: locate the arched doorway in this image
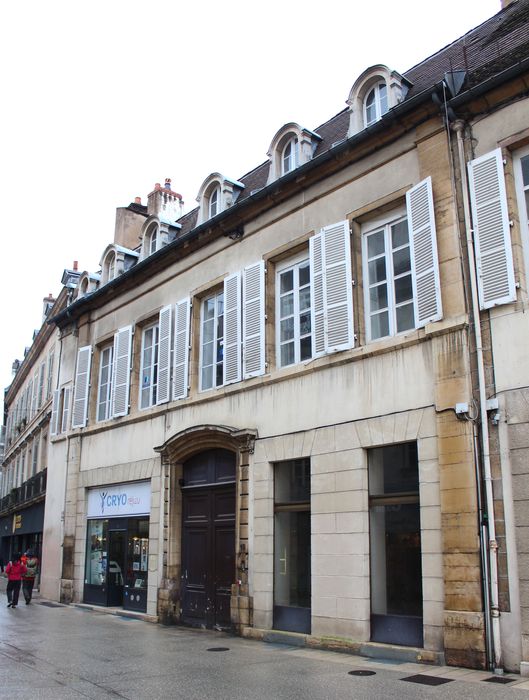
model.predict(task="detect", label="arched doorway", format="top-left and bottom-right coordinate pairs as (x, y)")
top-left (180, 448), bottom-right (236, 629)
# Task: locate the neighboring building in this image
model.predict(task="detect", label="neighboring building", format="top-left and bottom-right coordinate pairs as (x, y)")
top-left (1, 0), bottom-right (526, 676)
top-left (0, 269), bottom-right (79, 565)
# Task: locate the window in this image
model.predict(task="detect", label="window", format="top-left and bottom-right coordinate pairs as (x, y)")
top-left (276, 256), bottom-right (312, 367)
top-left (363, 212), bottom-right (415, 341)
top-left (200, 291), bottom-right (224, 391)
top-left (209, 186), bottom-right (220, 219)
top-left (104, 252), bottom-right (116, 282)
top-left (139, 324), bottom-right (160, 409)
top-left (514, 146), bottom-right (529, 281)
top-left (282, 137), bottom-right (299, 175)
top-left (148, 228), bottom-right (158, 255)
top-left (97, 345), bottom-right (113, 422)
top-left (46, 351), bottom-right (54, 400)
top-left (364, 82), bottom-right (388, 127)
top-left (31, 434), bottom-right (39, 476)
top-left (51, 384), bottom-right (72, 436)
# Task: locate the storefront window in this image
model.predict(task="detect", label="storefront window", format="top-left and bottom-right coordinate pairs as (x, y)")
top-left (85, 520), bottom-right (106, 586)
top-left (126, 519), bottom-right (149, 591)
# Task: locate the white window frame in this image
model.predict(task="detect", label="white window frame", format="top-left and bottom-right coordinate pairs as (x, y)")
top-left (276, 252), bottom-right (312, 368)
top-left (362, 206), bottom-right (415, 342)
top-left (104, 251), bottom-right (116, 282)
top-left (199, 290), bottom-right (224, 392)
top-left (209, 185), bottom-right (220, 219)
top-left (97, 345), bottom-right (114, 422)
top-left (32, 433), bottom-right (39, 476)
top-left (514, 145), bottom-right (529, 288)
top-left (148, 227), bottom-right (158, 256)
top-left (282, 137), bottom-right (299, 175)
top-left (364, 81), bottom-right (388, 127)
top-left (139, 322), bottom-right (160, 409)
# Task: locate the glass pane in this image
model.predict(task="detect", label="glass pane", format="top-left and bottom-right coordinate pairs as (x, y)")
top-left (393, 247), bottom-right (411, 276)
top-left (368, 257), bottom-right (386, 285)
top-left (216, 295), bottom-right (224, 316)
top-left (140, 387), bottom-right (150, 409)
top-left (379, 83), bottom-right (388, 115)
top-left (299, 287), bottom-right (311, 312)
top-left (275, 459), bottom-right (310, 503)
top-left (203, 298), bottom-right (215, 320)
top-left (521, 155), bottom-right (529, 186)
top-left (85, 520), bottom-right (106, 586)
top-left (280, 270), bottom-right (294, 294)
top-left (371, 311), bottom-right (389, 340)
top-left (202, 341), bottom-right (213, 366)
top-left (201, 367), bottom-right (212, 391)
top-left (299, 313), bottom-right (311, 336)
top-left (202, 318), bottom-right (214, 344)
top-left (216, 315), bottom-right (224, 341)
top-left (274, 511), bottom-right (311, 608)
top-left (395, 274), bottom-right (413, 304)
top-left (280, 317), bottom-right (294, 342)
top-left (369, 442), bottom-right (419, 496)
top-left (367, 230), bottom-right (385, 258)
top-left (370, 503), bottom-right (422, 616)
top-left (126, 520), bottom-right (149, 590)
top-left (525, 190), bottom-right (529, 219)
top-left (280, 293), bottom-right (294, 318)
top-left (366, 87), bottom-right (375, 108)
top-left (215, 362), bottom-right (223, 387)
top-left (396, 302), bottom-right (415, 332)
top-left (280, 342), bottom-right (295, 367)
top-left (392, 219), bottom-right (409, 248)
top-left (369, 283), bottom-right (387, 312)
top-left (300, 336), bottom-right (312, 361)
top-left (299, 263), bottom-right (310, 287)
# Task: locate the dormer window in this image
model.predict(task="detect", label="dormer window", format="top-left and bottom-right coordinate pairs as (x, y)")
top-left (100, 244), bottom-right (139, 284)
top-left (196, 174), bottom-right (245, 225)
top-left (282, 137), bottom-right (299, 175)
top-left (79, 278), bottom-right (89, 297)
top-left (364, 82), bottom-right (388, 126)
top-left (347, 65), bottom-right (411, 137)
top-left (209, 186), bottom-right (220, 218)
top-left (146, 225), bottom-right (158, 256)
top-left (105, 252), bottom-right (116, 282)
top-left (267, 124), bottom-right (321, 184)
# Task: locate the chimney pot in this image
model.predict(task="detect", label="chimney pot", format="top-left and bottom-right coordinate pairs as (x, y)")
top-left (155, 183), bottom-right (161, 191)
top-left (73, 260), bottom-right (78, 271)
top-left (164, 178), bottom-right (172, 190)
top-left (135, 196), bottom-right (142, 204)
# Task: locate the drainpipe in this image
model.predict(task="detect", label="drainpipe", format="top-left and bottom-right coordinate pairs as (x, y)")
top-left (453, 119), bottom-right (503, 672)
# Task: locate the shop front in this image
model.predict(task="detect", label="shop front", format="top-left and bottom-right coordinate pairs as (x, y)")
top-left (83, 480), bottom-right (151, 612)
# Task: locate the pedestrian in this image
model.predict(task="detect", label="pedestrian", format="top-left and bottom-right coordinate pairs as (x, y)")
top-left (5, 553), bottom-right (26, 609)
top-left (0, 556), bottom-right (4, 573)
top-left (21, 550), bottom-right (39, 604)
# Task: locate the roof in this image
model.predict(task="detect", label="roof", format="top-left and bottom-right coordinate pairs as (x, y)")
top-left (173, 0), bottom-right (529, 237)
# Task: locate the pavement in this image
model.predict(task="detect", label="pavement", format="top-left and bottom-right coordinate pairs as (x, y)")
top-left (1, 577), bottom-right (529, 699)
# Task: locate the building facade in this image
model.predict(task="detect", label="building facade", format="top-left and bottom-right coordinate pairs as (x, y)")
top-left (3, 0), bottom-right (526, 676)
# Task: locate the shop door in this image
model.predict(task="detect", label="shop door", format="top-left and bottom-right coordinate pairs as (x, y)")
top-left (181, 449), bottom-right (235, 629)
top-left (107, 530), bottom-right (126, 607)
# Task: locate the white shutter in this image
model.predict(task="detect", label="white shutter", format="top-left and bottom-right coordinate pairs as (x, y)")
top-left (310, 233), bottom-right (325, 357)
top-left (406, 177), bottom-right (443, 327)
top-left (223, 272), bottom-right (242, 385)
top-left (310, 222), bottom-right (354, 356)
top-left (173, 298), bottom-right (191, 400)
top-left (156, 306), bottom-right (172, 405)
top-left (50, 390), bottom-right (60, 436)
top-left (243, 261), bottom-right (265, 378)
top-left (61, 386), bottom-right (71, 433)
top-left (37, 362), bottom-right (45, 408)
top-left (111, 325), bottom-right (133, 418)
top-left (32, 371), bottom-right (39, 414)
top-left (72, 346), bottom-right (92, 428)
top-left (468, 148), bottom-right (516, 309)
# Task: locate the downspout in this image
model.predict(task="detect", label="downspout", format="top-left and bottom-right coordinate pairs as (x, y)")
top-left (453, 119), bottom-right (503, 673)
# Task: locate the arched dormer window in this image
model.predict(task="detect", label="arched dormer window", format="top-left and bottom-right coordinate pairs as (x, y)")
top-left (79, 278), bottom-right (89, 297)
top-left (100, 244), bottom-right (139, 284)
top-left (347, 65), bottom-right (411, 137)
top-left (209, 185), bottom-right (220, 218)
top-left (282, 137), bottom-right (299, 175)
top-left (364, 82), bottom-right (388, 126)
top-left (146, 224), bottom-right (158, 256)
top-left (196, 174), bottom-right (245, 225)
top-left (105, 252), bottom-right (116, 282)
top-left (267, 123), bottom-right (321, 184)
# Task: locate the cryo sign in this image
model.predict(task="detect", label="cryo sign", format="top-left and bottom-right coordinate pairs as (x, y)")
top-left (87, 481), bottom-right (151, 519)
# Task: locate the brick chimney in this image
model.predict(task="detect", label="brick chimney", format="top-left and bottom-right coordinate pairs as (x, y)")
top-left (147, 178), bottom-right (184, 221)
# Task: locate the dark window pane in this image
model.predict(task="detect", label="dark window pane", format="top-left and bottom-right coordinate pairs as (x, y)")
top-left (522, 155), bottom-right (529, 187)
top-left (280, 270), bottom-right (294, 294)
top-left (396, 303), bottom-right (415, 332)
top-left (275, 459), bottom-right (310, 503)
top-left (391, 219), bottom-right (409, 248)
top-left (280, 317), bottom-right (294, 342)
top-left (369, 443), bottom-right (419, 495)
top-left (281, 342), bottom-right (294, 367)
top-left (300, 336), bottom-right (312, 361)
top-left (299, 263), bottom-right (310, 287)
top-left (368, 257), bottom-right (387, 285)
top-left (274, 511), bottom-right (311, 609)
top-left (371, 311), bottom-right (389, 339)
top-left (367, 230), bottom-right (385, 258)
top-left (395, 274), bottom-right (413, 304)
top-left (370, 283), bottom-right (387, 312)
top-left (393, 247), bottom-right (411, 276)
top-left (299, 313), bottom-right (311, 336)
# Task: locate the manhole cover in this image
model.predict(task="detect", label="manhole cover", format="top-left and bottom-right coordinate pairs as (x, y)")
top-left (401, 675), bottom-right (453, 686)
top-left (207, 647), bottom-right (230, 652)
top-left (483, 676), bottom-right (514, 684)
top-left (348, 670), bottom-right (376, 677)
top-left (39, 602), bottom-right (64, 608)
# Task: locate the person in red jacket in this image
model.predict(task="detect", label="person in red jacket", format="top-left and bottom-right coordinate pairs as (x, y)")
top-left (5, 553), bottom-right (27, 609)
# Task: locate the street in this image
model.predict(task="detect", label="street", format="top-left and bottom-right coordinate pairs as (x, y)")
top-left (0, 596), bottom-right (529, 699)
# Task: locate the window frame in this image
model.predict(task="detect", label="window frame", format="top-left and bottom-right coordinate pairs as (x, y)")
top-left (96, 344), bottom-right (114, 422)
top-left (199, 289), bottom-right (224, 392)
top-left (362, 206), bottom-right (415, 342)
top-left (208, 185), bottom-right (220, 219)
top-left (514, 145), bottom-right (529, 285)
top-left (275, 252), bottom-right (312, 368)
top-left (139, 323), bottom-right (160, 410)
top-left (281, 137), bottom-right (299, 175)
top-left (363, 81), bottom-right (389, 127)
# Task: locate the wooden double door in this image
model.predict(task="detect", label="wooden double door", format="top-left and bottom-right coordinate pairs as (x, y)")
top-left (181, 449), bottom-right (236, 629)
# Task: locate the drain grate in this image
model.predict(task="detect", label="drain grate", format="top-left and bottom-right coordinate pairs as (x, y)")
top-left (483, 676), bottom-right (515, 684)
top-left (401, 675), bottom-right (453, 686)
top-left (207, 647), bottom-right (230, 652)
top-left (39, 602), bottom-right (64, 608)
top-left (348, 670), bottom-right (376, 677)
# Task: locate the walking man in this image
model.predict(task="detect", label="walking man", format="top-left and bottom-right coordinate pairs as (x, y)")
top-left (21, 550), bottom-right (39, 604)
top-left (5, 553), bottom-right (26, 609)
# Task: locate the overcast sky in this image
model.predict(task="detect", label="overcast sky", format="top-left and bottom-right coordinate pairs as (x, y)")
top-left (0, 0), bottom-right (501, 415)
